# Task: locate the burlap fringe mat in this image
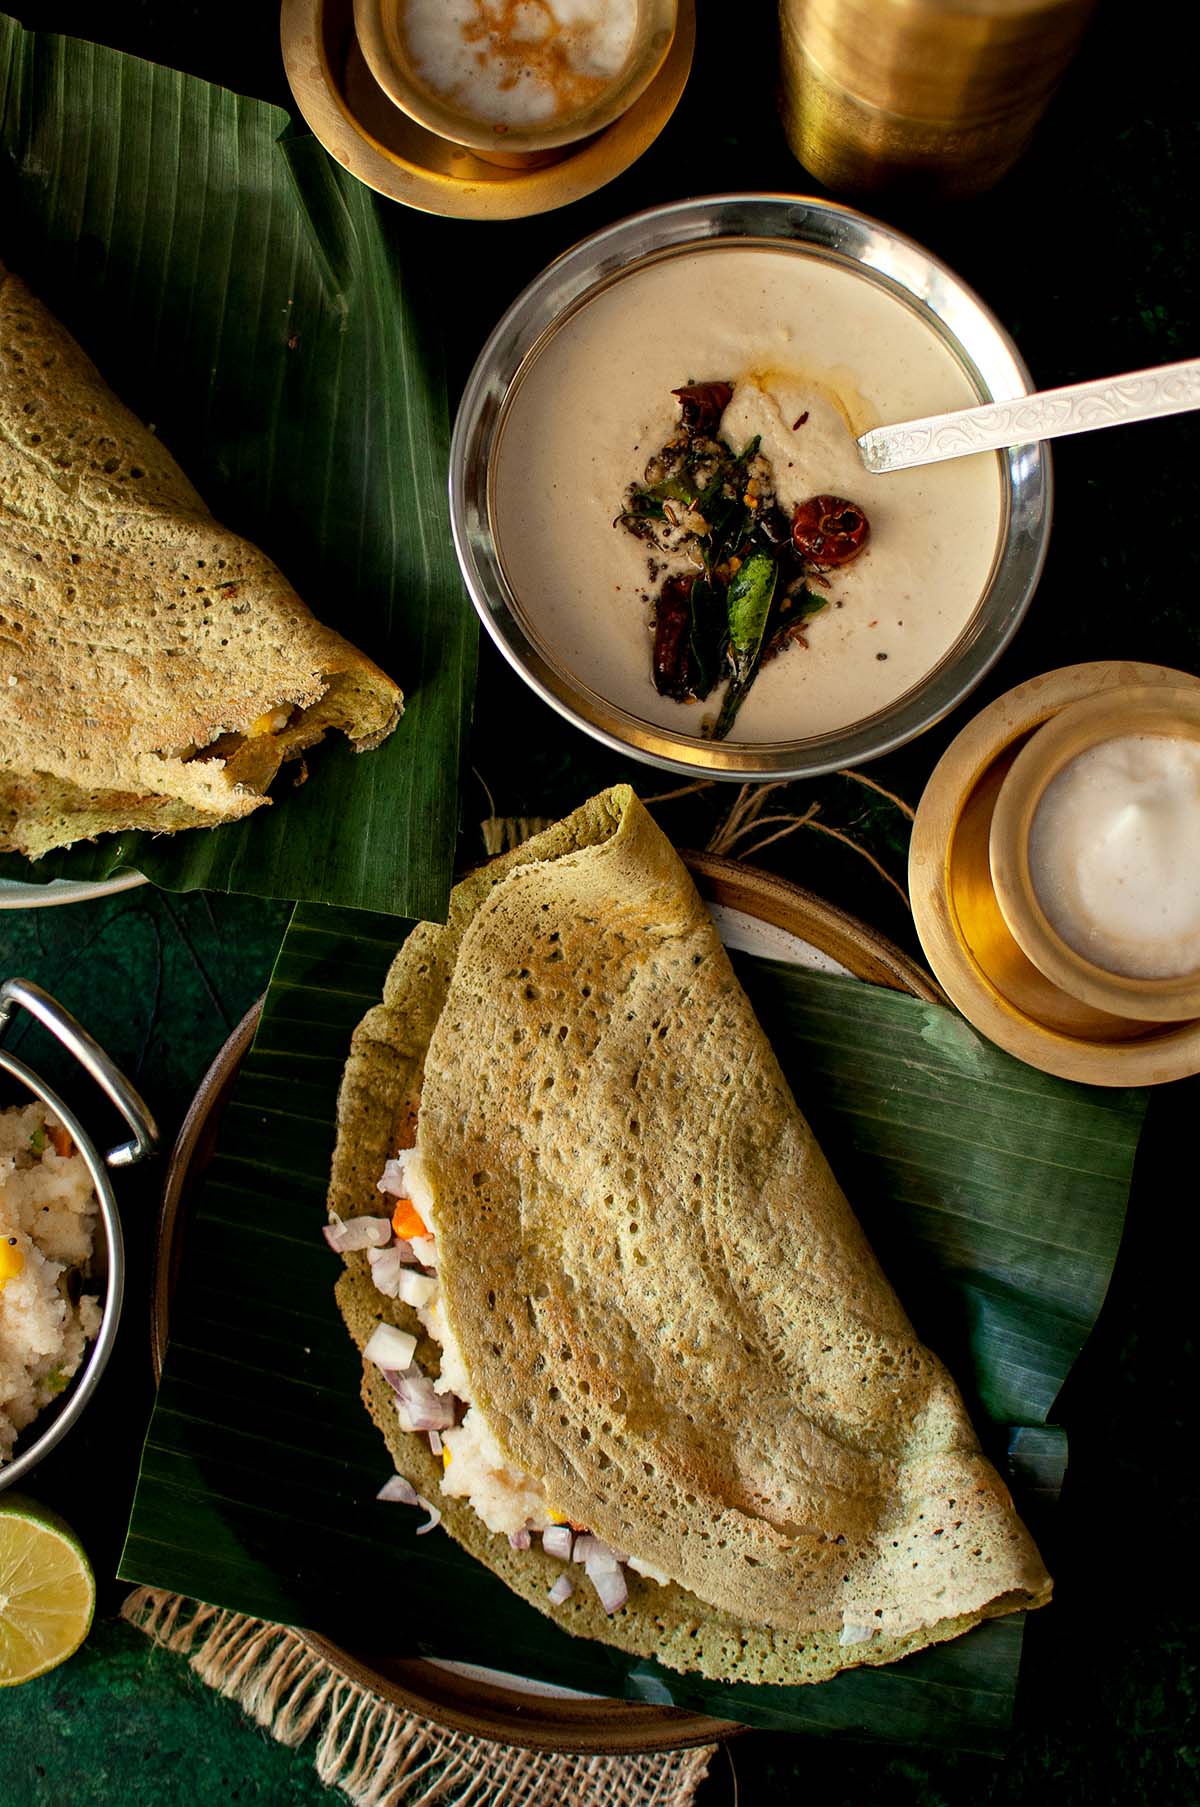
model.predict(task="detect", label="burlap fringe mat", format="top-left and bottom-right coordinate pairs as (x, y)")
top-left (121, 1589), bottom-right (716, 1807)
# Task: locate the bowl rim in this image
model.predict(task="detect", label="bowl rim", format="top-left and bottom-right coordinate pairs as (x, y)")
top-left (0, 1051), bottom-right (125, 1491)
top-left (449, 191), bottom-right (1053, 781)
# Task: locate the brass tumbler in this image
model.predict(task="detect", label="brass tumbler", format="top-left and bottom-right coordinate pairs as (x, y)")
top-left (779, 0), bottom-right (1098, 200)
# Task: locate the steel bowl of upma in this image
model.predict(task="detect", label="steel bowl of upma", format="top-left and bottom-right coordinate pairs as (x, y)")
top-left (0, 979), bottom-right (157, 1491)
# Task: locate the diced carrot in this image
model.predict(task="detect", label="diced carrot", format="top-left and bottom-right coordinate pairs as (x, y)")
top-left (391, 1196), bottom-right (429, 1241)
top-left (48, 1123), bottom-right (74, 1158)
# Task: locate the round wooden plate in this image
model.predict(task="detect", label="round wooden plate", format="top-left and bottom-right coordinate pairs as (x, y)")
top-left (152, 854), bottom-right (938, 1753)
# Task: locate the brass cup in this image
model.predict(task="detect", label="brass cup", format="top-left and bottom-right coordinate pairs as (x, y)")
top-left (778, 0), bottom-right (1099, 199)
top-left (353, 0), bottom-right (678, 168)
top-left (989, 687), bottom-right (1200, 1024)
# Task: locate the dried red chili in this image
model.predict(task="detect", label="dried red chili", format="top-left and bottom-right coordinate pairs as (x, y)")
top-left (670, 381), bottom-right (734, 438)
top-left (790, 495), bottom-right (870, 567)
top-left (651, 574), bottom-right (696, 700)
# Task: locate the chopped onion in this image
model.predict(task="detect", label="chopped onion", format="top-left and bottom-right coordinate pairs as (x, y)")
top-left (572, 1533), bottom-right (604, 1565)
top-left (376, 1473), bottom-right (440, 1533)
top-left (509, 1529), bottom-right (532, 1550)
top-left (395, 1268), bottom-right (437, 1310)
top-left (547, 1575), bottom-right (574, 1606)
top-left (415, 1497), bottom-right (441, 1535)
top-left (428, 1430), bottom-right (443, 1457)
top-left (365, 1246), bottom-right (408, 1297)
top-left (542, 1525), bottom-right (574, 1561)
top-left (376, 1155), bottom-right (412, 1197)
top-left (363, 1323), bottom-right (417, 1372)
top-left (839, 1623), bottom-right (875, 1647)
top-left (409, 1236), bottom-right (437, 1269)
top-left (377, 1474), bottom-right (420, 1505)
top-left (585, 1554), bottom-right (628, 1615)
top-left (323, 1215), bottom-right (391, 1253)
top-left (385, 1367), bottom-right (456, 1431)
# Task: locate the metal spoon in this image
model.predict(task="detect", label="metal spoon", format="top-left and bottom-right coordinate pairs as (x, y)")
top-left (857, 356), bottom-right (1200, 474)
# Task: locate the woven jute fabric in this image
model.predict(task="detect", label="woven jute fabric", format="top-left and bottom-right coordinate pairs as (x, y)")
top-left (121, 1589), bottom-right (716, 1807)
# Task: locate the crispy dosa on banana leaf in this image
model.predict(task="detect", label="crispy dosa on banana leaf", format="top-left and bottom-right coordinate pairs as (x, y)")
top-left (330, 786), bottom-right (1051, 1686)
top-left (0, 263), bottom-right (402, 858)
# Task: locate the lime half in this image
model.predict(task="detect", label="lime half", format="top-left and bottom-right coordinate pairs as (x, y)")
top-left (0, 1494), bottom-right (95, 1686)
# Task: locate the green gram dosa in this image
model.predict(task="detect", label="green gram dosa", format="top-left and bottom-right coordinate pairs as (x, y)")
top-left (329, 787), bottom-right (1051, 1685)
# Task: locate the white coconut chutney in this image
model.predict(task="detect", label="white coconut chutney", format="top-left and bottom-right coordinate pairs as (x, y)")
top-left (490, 245), bottom-right (1006, 742)
top-left (1029, 733), bottom-right (1200, 979)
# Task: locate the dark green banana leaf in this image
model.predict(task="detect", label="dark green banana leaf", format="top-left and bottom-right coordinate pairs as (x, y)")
top-left (119, 900), bottom-right (1146, 1753)
top-left (0, 15), bottom-right (476, 919)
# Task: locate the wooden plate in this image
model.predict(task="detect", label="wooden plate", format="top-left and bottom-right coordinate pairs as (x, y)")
top-left (152, 854), bottom-right (937, 1752)
top-left (280, 0), bottom-right (695, 221)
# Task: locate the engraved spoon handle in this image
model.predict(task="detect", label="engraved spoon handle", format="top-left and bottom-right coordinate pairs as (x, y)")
top-left (856, 357), bottom-right (1200, 474)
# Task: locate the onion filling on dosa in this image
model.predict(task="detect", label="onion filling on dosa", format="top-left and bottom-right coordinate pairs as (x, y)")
top-left (0, 263), bottom-right (402, 857)
top-left (329, 786), bottom-right (1051, 1685)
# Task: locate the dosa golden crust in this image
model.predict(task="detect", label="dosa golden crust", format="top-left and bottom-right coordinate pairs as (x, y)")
top-left (330, 787), bottom-right (1051, 1685)
top-left (0, 263), bottom-right (402, 857)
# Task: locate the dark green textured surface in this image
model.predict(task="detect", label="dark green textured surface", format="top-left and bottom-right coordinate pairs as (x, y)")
top-left (2, 0), bottom-right (1199, 1801)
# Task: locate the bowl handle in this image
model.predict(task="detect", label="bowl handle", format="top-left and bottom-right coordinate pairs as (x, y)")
top-left (0, 977), bottom-right (159, 1167)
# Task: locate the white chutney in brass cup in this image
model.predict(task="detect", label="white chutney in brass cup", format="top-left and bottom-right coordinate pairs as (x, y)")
top-left (450, 194), bottom-right (1052, 781)
top-left (353, 0), bottom-right (678, 166)
top-left (989, 686), bottom-right (1200, 1024)
top-left (909, 661), bottom-right (1200, 1086)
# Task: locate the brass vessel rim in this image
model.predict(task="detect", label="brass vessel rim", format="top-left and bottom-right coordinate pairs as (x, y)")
top-left (989, 685), bottom-right (1200, 1022)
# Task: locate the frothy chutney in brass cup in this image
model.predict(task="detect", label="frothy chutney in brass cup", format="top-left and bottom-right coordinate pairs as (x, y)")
top-left (990, 687), bottom-right (1200, 1022)
top-left (406, 0), bottom-right (637, 126)
top-left (355, 0), bottom-right (678, 160)
top-left (1030, 733), bottom-right (1200, 980)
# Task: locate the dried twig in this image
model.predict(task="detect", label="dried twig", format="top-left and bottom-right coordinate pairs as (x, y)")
top-left (805, 820), bottom-right (910, 907)
top-left (473, 766), bottom-right (498, 821)
top-left (639, 780), bottom-right (715, 806)
top-left (736, 804), bottom-right (821, 860)
top-left (836, 767), bottom-right (915, 820)
top-left (707, 781), bottom-right (795, 855)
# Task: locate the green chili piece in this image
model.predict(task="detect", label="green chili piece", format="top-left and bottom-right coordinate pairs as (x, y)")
top-left (726, 551), bottom-right (777, 659)
top-left (715, 551), bottom-right (779, 739)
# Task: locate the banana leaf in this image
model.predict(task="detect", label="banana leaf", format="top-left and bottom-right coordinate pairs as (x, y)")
top-left (119, 899), bottom-right (1146, 1753)
top-left (0, 16), bottom-right (476, 919)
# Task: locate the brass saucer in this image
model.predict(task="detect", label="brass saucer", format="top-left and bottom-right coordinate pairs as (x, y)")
top-left (280, 0), bottom-right (696, 220)
top-left (909, 661), bottom-right (1200, 1086)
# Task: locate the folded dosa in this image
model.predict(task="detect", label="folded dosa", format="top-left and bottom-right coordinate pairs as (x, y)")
top-left (330, 787), bottom-right (1051, 1685)
top-left (0, 263), bottom-right (402, 857)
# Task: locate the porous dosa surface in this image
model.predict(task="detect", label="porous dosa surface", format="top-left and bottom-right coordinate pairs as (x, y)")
top-left (0, 264), bottom-right (402, 856)
top-left (330, 787), bottom-right (1051, 1685)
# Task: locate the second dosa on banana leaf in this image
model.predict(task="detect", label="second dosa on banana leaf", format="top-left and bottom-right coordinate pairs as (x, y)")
top-left (330, 786), bottom-right (1051, 1686)
top-left (0, 263), bottom-right (401, 858)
